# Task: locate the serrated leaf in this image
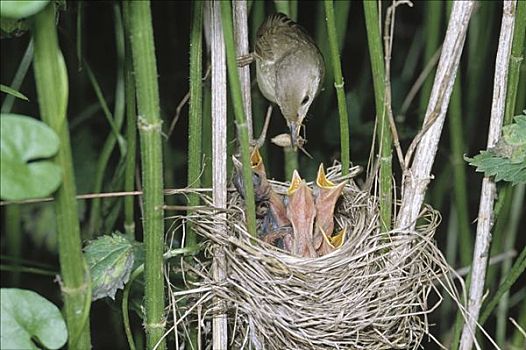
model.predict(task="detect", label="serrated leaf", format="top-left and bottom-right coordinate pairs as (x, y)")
top-left (0, 114), bottom-right (62, 200)
top-left (85, 233), bottom-right (135, 300)
top-left (0, 0), bottom-right (49, 19)
top-left (466, 151), bottom-right (526, 185)
top-left (1, 288), bottom-right (67, 350)
top-left (503, 115), bottom-right (526, 146)
top-left (466, 114), bottom-right (526, 185)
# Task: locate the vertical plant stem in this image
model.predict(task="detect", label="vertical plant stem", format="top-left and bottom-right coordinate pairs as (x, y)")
top-left (315, 1), bottom-right (351, 114)
top-left (221, 0), bottom-right (257, 238)
top-left (284, 149), bottom-right (298, 180)
top-left (495, 3), bottom-right (526, 335)
top-left (187, 0), bottom-right (204, 250)
top-left (126, 2), bottom-right (166, 349)
top-left (233, 0), bottom-right (253, 140)
top-left (208, 1), bottom-right (228, 347)
top-left (185, 3), bottom-right (204, 348)
top-left (122, 2), bottom-right (137, 239)
top-left (325, 0), bottom-right (350, 175)
top-left (363, 0), bottom-right (392, 232)
top-left (459, 2), bottom-right (516, 349)
top-left (202, 87), bottom-right (213, 188)
top-left (504, 0), bottom-right (526, 125)
top-left (32, 3), bottom-right (92, 348)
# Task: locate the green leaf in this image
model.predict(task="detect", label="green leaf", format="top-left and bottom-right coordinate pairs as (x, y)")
top-left (0, 17), bottom-right (29, 37)
top-left (0, 114), bottom-right (62, 200)
top-left (0, 0), bottom-right (49, 19)
top-left (85, 233), bottom-right (136, 300)
top-left (503, 115), bottom-right (526, 146)
top-left (0, 288), bottom-right (67, 350)
top-left (0, 84), bottom-right (29, 101)
top-left (466, 113), bottom-right (526, 185)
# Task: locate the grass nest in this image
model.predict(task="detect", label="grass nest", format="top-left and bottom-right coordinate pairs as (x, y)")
top-left (172, 165), bottom-right (452, 349)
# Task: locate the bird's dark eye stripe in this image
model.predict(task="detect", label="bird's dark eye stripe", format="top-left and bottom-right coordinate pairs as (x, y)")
top-left (301, 96), bottom-right (309, 105)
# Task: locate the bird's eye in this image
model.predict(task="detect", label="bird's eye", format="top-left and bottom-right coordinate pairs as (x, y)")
top-left (301, 96), bottom-right (310, 105)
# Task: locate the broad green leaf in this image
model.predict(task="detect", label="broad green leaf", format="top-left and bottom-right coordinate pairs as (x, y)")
top-left (0, 0), bottom-right (49, 19)
top-left (0, 114), bottom-right (62, 200)
top-left (0, 288), bottom-right (67, 350)
top-left (85, 233), bottom-right (135, 300)
top-left (0, 84), bottom-right (29, 101)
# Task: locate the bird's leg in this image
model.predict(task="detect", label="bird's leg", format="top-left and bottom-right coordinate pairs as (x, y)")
top-left (253, 105), bottom-right (273, 148)
top-left (237, 52), bottom-right (255, 67)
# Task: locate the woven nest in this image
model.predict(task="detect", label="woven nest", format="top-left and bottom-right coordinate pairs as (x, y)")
top-left (175, 166), bottom-right (450, 349)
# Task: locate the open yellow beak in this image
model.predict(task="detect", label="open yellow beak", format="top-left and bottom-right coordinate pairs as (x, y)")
top-left (287, 170), bottom-right (303, 195)
top-left (322, 226), bottom-right (347, 249)
top-left (316, 164), bottom-right (335, 189)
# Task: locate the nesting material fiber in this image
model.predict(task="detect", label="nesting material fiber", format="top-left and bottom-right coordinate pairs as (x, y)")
top-left (182, 167), bottom-right (448, 349)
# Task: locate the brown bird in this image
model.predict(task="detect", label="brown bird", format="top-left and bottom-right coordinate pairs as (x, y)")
top-left (239, 13), bottom-right (325, 150)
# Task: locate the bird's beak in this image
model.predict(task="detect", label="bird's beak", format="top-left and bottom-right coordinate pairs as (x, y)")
top-left (287, 121), bottom-right (301, 151)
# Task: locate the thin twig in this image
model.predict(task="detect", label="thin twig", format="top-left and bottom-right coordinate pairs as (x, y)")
top-left (383, 0), bottom-right (412, 174)
top-left (459, 2), bottom-right (517, 350)
top-left (399, 46), bottom-right (441, 118)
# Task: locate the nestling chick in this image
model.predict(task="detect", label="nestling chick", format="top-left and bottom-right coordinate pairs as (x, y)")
top-left (253, 13), bottom-right (325, 150)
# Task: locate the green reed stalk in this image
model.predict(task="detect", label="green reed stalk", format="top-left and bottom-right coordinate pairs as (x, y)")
top-left (32, 3), bottom-right (91, 348)
top-left (325, 0), bottom-right (350, 174)
top-left (125, 2), bottom-right (166, 348)
top-left (187, 0), bottom-right (204, 249)
top-left (363, 1), bottom-right (392, 232)
top-left (122, 3), bottom-right (137, 239)
top-left (315, 0), bottom-right (351, 115)
top-left (221, 0), bottom-right (257, 237)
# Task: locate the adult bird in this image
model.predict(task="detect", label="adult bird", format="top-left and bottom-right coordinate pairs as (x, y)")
top-left (239, 13), bottom-right (325, 150)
